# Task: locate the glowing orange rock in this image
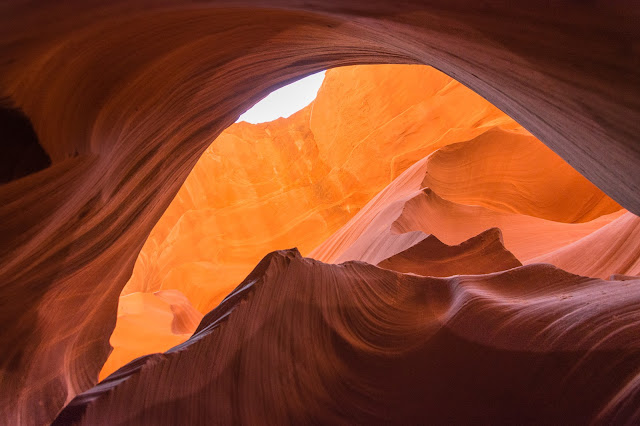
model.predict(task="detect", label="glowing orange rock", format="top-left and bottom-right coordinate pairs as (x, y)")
top-left (107, 64), bottom-right (628, 378)
top-left (309, 65), bottom-right (521, 185)
top-left (121, 64), bottom-right (527, 310)
top-left (3, 3), bottom-right (640, 423)
top-left (420, 128), bottom-right (621, 223)
top-left (99, 290), bottom-right (202, 379)
top-left (310, 154), bottom-right (625, 265)
top-left (393, 189), bottom-right (625, 263)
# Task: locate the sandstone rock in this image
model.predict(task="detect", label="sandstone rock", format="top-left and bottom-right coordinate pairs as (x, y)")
top-left (530, 212), bottom-right (640, 279)
top-left (56, 249), bottom-right (640, 424)
top-left (376, 228), bottom-right (522, 277)
top-left (1, 3), bottom-right (639, 423)
top-left (122, 65), bottom-right (527, 308)
top-left (310, 155), bottom-right (625, 265)
top-left (99, 290), bottom-right (202, 380)
top-left (420, 128), bottom-right (621, 223)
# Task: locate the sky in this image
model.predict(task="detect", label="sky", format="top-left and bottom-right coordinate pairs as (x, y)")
top-left (236, 71), bottom-right (326, 124)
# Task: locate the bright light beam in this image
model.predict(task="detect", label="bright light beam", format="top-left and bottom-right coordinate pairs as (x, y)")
top-left (237, 71), bottom-right (326, 124)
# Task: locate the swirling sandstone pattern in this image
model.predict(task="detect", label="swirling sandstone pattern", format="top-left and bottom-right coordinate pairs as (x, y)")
top-left (1, 2), bottom-right (639, 424)
top-left (309, 154), bottom-right (626, 265)
top-left (121, 65), bottom-right (518, 308)
top-left (420, 128), bottom-right (621, 223)
top-left (376, 228), bottom-right (522, 276)
top-left (107, 63), bottom-right (631, 380)
top-left (57, 249), bottom-right (640, 424)
top-left (530, 212), bottom-right (640, 279)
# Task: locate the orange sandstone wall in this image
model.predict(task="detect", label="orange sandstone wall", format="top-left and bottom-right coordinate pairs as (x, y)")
top-left (103, 64), bottom-right (627, 379)
top-left (120, 64), bottom-right (521, 309)
top-left (3, 3), bottom-right (640, 424)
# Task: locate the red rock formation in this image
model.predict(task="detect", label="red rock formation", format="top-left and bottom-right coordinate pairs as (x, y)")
top-left (420, 128), bottom-right (621, 223)
top-left (1, 2), bottom-right (639, 424)
top-left (106, 64), bottom-right (556, 378)
top-left (55, 249), bottom-right (640, 424)
top-left (310, 156), bottom-right (625, 265)
top-left (121, 65), bottom-right (520, 310)
top-left (376, 228), bottom-right (522, 277)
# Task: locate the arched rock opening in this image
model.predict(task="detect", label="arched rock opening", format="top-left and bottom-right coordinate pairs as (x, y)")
top-left (0, 2), bottom-right (638, 424)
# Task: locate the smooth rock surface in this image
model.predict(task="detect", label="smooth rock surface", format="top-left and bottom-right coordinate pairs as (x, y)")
top-left (108, 64), bottom-right (593, 377)
top-left (57, 249), bottom-right (640, 425)
top-left (530, 212), bottom-right (640, 279)
top-left (1, 2), bottom-right (639, 423)
top-left (376, 228), bottom-right (522, 277)
top-left (310, 156), bottom-right (626, 265)
top-left (99, 290), bottom-right (202, 380)
top-left (121, 65), bottom-right (522, 308)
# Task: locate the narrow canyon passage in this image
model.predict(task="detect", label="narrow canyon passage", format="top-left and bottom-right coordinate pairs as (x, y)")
top-left (1, 2), bottom-right (639, 424)
top-left (102, 64), bottom-right (635, 381)
top-left (54, 65), bottom-right (640, 424)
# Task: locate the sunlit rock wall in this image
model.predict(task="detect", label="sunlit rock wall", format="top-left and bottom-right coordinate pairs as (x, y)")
top-left (104, 64), bottom-right (630, 379)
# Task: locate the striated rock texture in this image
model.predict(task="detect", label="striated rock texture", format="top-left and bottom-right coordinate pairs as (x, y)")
top-left (121, 65), bottom-right (521, 310)
top-left (99, 290), bottom-right (202, 381)
top-left (57, 249), bottom-right (640, 424)
top-left (107, 63), bottom-right (629, 379)
top-left (1, 2), bottom-right (640, 424)
top-left (419, 128), bottom-right (621, 223)
top-left (309, 150), bottom-right (627, 266)
top-left (376, 228), bottom-right (522, 277)
top-left (105, 64), bottom-right (542, 378)
top-left (530, 212), bottom-right (640, 279)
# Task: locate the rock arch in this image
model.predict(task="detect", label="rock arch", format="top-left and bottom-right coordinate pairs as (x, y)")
top-left (0, 1), bottom-right (638, 423)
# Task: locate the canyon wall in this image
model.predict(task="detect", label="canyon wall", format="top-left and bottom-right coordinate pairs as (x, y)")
top-left (106, 64), bottom-right (629, 379)
top-left (0, 1), bottom-right (639, 424)
top-left (58, 249), bottom-right (640, 425)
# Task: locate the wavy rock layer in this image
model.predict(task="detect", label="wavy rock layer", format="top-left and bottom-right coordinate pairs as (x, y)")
top-left (420, 128), bottom-right (621, 223)
top-left (104, 64), bottom-right (565, 378)
top-left (1, 2), bottom-right (640, 424)
top-left (121, 65), bottom-right (519, 308)
top-left (109, 62), bottom-right (628, 379)
top-left (530, 212), bottom-right (640, 279)
top-left (310, 155), bottom-right (626, 265)
top-left (376, 228), bottom-right (522, 277)
top-left (57, 249), bottom-right (640, 425)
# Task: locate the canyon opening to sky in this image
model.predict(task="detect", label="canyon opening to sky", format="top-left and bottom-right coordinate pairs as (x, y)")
top-left (237, 71), bottom-right (326, 124)
top-left (102, 63), bottom-right (638, 382)
top-left (2, 3), bottom-right (640, 424)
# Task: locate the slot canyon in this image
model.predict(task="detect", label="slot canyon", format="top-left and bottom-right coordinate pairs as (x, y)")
top-left (1, 2), bottom-right (639, 425)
